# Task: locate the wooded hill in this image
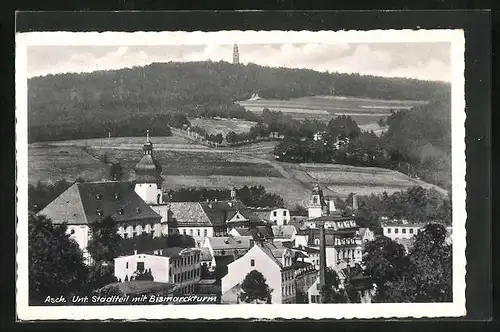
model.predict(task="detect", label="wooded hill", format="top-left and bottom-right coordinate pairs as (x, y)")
top-left (28, 61), bottom-right (450, 142)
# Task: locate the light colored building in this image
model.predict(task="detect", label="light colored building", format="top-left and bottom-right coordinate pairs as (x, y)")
top-left (221, 241), bottom-right (296, 304)
top-left (359, 228), bottom-right (376, 244)
top-left (269, 208), bottom-right (290, 226)
top-left (114, 247), bottom-right (201, 295)
top-left (271, 225), bottom-right (297, 245)
top-left (202, 236), bottom-right (253, 267)
top-left (37, 181), bottom-right (163, 263)
top-left (382, 222), bottom-right (453, 250)
top-left (293, 245), bottom-right (321, 269)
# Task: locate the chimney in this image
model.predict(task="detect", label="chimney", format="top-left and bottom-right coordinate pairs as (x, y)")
top-left (319, 223), bottom-right (327, 292)
top-left (134, 250), bottom-right (138, 255)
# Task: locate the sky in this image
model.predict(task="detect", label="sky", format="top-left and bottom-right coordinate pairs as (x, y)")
top-left (27, 42), bottom-right (451, 82)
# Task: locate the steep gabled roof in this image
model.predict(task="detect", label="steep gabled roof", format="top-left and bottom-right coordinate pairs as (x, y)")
top-left (151, 202), bottom-right (212, 227)
top-left (199, 200), bottom-right (262, 226)
top-left (38, 181), bottom-right (161, 225)
top-left (256, 241), bottom-right (288, 269)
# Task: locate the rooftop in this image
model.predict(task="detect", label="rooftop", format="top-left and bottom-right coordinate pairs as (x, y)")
top-left (206, 236), bottom-right (253, 250)
top-left (37, 181), bottom-right (161, 225)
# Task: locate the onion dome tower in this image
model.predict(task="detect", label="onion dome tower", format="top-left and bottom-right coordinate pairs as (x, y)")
top-left (134, 130), bottom-right (164, 205)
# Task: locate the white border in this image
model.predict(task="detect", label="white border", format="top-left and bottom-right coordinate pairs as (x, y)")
top-left (16, 30), bottom-right (466, 320)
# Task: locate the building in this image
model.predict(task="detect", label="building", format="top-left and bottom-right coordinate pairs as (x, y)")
top-left (134, 130), bottom-right (164, 205)
top-left (221, 240), bottom-right (296, 304)
top-left (151, 195), bottom-right (265, 248)
top-left (293, 245), bottom-right (320, 269)
top-left (359, 227), bottom-right (375, 244)
top-left (233, 44), bottom-right (239, 64)
top-left (37, 181), bottom-right (163, 262)
top-left (228, 225), bottom-right (274, 240)
top-left (202, 236), bottom-right (253, 268)
top-left (303, 185), bottom-right (363, 267)
top-left (114, 247), bottom-right (201, 295)
top-left (293, 260), bottom-right (318, 302)
top-left (382, 222), bottom-right (453, 250)
top-left (271, 225), bottom-right (297, 246)
top-left (269, 208), bottom-right (291, 225)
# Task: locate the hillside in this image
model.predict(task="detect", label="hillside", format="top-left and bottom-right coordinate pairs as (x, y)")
top-left (28, 61), bottom-right (450, 142)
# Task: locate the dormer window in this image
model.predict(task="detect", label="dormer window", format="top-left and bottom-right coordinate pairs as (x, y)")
top-left (114, 193), bottom-right (120, 199)
top-left (96, 194), bottom-right (103, 200)
top-left (135, 207), bottom-right (141, 214)
top-left (117, 208), bottom-right (124, 215)
top-left (96, 209), bottom-right (103, 216)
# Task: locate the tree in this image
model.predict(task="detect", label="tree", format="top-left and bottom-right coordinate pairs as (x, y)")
top-left (320, 268), bottom-right (349, 303)
top-left (87, 216), bottom-right (123, 264)
top-left (28, 214), bottom-right (89, 304)
top-left (363, 236), bottom-right (409, 302)
top-left (387, 224), bottom-right (452, 302)
top-left (239, 270), bottom-right (273, 303)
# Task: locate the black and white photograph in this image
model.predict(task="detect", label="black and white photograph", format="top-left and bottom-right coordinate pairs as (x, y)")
top-left (16, 29), bottom-right (466, 320)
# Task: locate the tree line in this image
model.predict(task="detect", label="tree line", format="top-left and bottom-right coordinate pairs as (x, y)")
top-left (28, 60), bottom-right (449, 142)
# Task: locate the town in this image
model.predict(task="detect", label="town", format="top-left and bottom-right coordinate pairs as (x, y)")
top-left (32, 131), bottom-right (453, 304)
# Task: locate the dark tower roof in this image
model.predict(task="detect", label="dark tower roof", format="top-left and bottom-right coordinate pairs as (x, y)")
top-left (134, 130), bottom-right (163, 185)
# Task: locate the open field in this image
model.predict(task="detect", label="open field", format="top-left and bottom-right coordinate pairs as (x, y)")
top-left (238, 95), bottom-right (426, 125)
top-left (189, 118), bottom-right (257, 135)
top-left (294, 163), bottom-right (447, 197)
top-left (28, 145), bottom-right (109, 185)
top-left (86, 148), bottom-right (283, 179)
top-left (28, 135), bottom-right (447, 208)
top-left (161, 175), bottom-right (311, 208)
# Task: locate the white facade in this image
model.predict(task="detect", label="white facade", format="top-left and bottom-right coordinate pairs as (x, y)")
top-left (221, 243), bottom-right (295, 304)
top-left (66, 225), bottom-right (92, 263)
top-left (383, 225), bottom-right (422, 240)
top-left (114, 249), bottom-right (202, 294)
top-left (269, 208), bottom-right (290, 226)
top-left (295, 235), bottom-right (308, 247)
top-left (117, 222), bottom-right (168, 239)
top-left (134, 183), bottom-right (163, 205)
top-left (178, 226), bottom-right (214, 248)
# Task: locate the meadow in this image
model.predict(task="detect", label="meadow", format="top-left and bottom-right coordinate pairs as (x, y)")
top-left (28, 145), bottom-right (109, 184)
top-left (189, 118), bottom-right (258, 136)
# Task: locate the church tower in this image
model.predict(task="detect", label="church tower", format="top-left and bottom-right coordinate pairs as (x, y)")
top-left (307, 184), bottom-right (328, 219)
top-left (134, 130), bottom-right (164, 205)
top-left (233, 44), bottom-right (240, 65)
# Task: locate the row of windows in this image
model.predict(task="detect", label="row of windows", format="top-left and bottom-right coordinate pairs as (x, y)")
top-left (337, 249), bottom-right (360, 260)
top-left (172, 254), bottom-right (200, 268)
top-left (282, 283), bottom-right (295, 297)
top-left (173, 268), bottom-right (200, 283)
top-left (181, 228), bottom-right (208, 237)
top-left (282, 270), bottom-right (294, 282)
top-left (310, 295), bottom-right (321, 303)
top-left (386, 227), bottom-right (420, 234)
top-left (177, 283), bottom-right (196, 295)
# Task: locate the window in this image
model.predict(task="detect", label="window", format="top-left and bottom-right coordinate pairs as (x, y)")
top-left (250, 259), bottom-right (255, 267)
top-left (395, 228), bottom-right (399, 234)
top-left (189, 229), bottom-right (193, 236)
top-left (273, 211), bottom-right (277, 217)
top-left (183, 229), bottom-right (186, 235)
top-left (387, 228), bottom-right (391, 234)
top-left (197, 229), bottom-right (200, 236)
top-left (137, 262), bottom-right (145, 272)
top-left (283, 211), bottom-right (287, 216)
top-left (204, 229), bottom-right (208, 237)
top-left (126, 262), bottom-right (129, 269)
top-left (402, 228), bottom-right (407, 234)
top-left (313, 197), bottom-right (318, 204)
top-left (70, 229), bottom-right (75, 235)
top-left (124, 233), bottom-right (128, 239)
top-left (409, 228), bottom-right (414, 234)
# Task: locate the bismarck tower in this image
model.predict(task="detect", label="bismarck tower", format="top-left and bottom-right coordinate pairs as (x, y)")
top-left (233, 44), bottom-right (240, 65)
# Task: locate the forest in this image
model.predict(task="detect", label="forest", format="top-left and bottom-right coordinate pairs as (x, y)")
top-left (28, 60), bottom-right (450, 142)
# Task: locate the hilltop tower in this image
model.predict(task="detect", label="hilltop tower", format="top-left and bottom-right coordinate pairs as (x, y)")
top-left (233, 44), bottom-right (240, 65)
top-left (307, 184), bottom-right (328, 219)
top-left (134, 130), bottom-right (164, 205)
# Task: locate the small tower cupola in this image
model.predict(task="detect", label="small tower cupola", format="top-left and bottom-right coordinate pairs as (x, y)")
top-left (134, 130), bottom-right (164, 205)
top-left (307, 183), bottom-right (328, 219)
